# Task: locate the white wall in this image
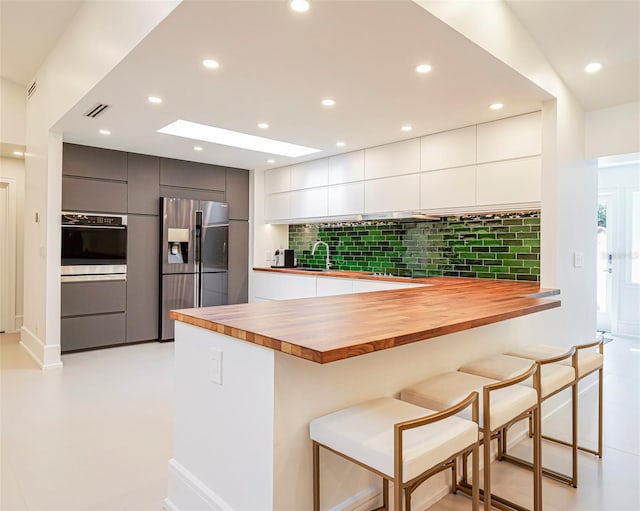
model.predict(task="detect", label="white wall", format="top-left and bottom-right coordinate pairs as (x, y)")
top-left (415, 0), bottom-right (597, 346)
top-left (586, 101), bottom-right (640, 159)
top-left (0, 157), bottom-right (25, 331)
top-left (21, 0), bottom-right (181, 368)
top-left (0, 78), bottom-right (26, 145)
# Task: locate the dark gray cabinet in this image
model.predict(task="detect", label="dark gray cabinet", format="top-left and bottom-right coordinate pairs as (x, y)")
top-left (61, 314), bottom-right (126, 351)
top-left (160, 158), bottom-right (226, 191)
top-left (62, 176), bottom-right (127, 213)
top-left (127, 153), bottom-right (159, 215)
top-left (63, 143), bottom-right (127, 180)
top-left (226, 168), bottom-right (250, 220)
top-left (126, 215), bottom-right (159, 342)
top-left (61, 280), bottom-right (126, 316)
top-left (228, 220), bottom-right (249, 304)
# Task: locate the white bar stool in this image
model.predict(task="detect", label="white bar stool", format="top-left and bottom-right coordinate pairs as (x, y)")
top-left (458, 349), bottom-right (577, 486)
top-left (310, 395), bottom-right (480, 511)
top-left (506, 338), bottom-right (604, 458)
top-left (400, 365), bottom-right (541, 511)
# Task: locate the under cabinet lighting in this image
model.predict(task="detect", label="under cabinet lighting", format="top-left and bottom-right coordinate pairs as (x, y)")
top-left (158, 119), bottom-right (321, 157)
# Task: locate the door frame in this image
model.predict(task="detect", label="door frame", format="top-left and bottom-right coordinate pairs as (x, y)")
top-left (0, 177), bottom-right (17, 333)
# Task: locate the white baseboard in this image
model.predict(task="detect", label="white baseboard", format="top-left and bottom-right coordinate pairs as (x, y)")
top-left (165, 458), bottom-right (233, 511)
top-left (13, 314), bottom-right (23, 332)
top-left (19, 326), bottom-right (62, 369)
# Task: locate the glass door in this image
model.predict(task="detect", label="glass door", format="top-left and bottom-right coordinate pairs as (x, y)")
top-left (597, 193), bottom-right (614, 332)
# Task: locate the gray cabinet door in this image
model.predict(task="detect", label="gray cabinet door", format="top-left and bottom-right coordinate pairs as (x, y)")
top-left (226, 168), bottom-right (249, 220)
top-left (63, 143), bottom-right (127, 180)
top-left (62, 176), bottom-right (127, 213)
top-left (128, 153), bottom-right (159, 215)
top-left (61, 280), bottom-right (126, 317)
top-left (61, 313), bottom-right (126, 352)
top-left (160, 158), bottom-right (226, 191)
top-left (228, 220), bottom-right (249, 304)
top-left (126, 215), bottom-right (159, 342)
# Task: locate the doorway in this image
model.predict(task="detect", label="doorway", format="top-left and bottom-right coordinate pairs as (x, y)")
top-left (596, 154), bottom-right (640, 337)
top-left (0, 179), bottom-right (17, 333)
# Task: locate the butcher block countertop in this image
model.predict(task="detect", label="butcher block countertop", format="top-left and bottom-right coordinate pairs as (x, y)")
top-left (170, 269), bottom-right (560, 364)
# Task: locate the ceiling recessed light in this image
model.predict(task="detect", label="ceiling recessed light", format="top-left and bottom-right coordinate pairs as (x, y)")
top-left (321, 98), bottom-right (336, 107)
top-left (585, 62), bottom-right (602, 73)
top-left (336, 141), bottom-right (345, 147)
top-left (489, 103), bottom-right (504, 110)
top-left (99, 129), bottom-right (111, 135)
top-left (267, 159), bottom-right (276, 164)
top-left (148, 96), bottom-right (163, 104)
top-left (401, 125), bottom-right (413, 132)
top-left (202, 59), bottom-right (220, 69)
top-left (257, 122), bottom-right (269, 129)
top-left (13, 151), bottom-right (23, 156)
top-left (158, 120), bottom-right (321, 158)
top-left (194, 146), bottom-right (203, 151)
top-left (416, 64), bottom-right (432, 74)
top-left (290, 0), bottom-right (310, 12)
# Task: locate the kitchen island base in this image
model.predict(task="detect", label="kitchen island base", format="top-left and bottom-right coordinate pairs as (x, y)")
top-left (164, 316), bottom-right (554, 511)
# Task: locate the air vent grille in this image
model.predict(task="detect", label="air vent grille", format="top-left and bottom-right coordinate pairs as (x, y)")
top-left (83, 103), bottom-right (111, 118)
top-left (27, 81), bottom-right (37, 98)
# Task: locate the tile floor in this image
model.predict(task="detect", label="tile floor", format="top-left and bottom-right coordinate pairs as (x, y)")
top-left (1, 332), bottom-right (638, 510)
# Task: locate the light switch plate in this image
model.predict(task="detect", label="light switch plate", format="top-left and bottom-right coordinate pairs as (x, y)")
top-left (573, 251), bottom-right (585, 268)
top-left (209, 348), bottom-right (223, 385)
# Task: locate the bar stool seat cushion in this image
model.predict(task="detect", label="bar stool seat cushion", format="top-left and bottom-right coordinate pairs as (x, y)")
top-left (309, 397), bottom-right (477, 483)
top-left (506, 344), bottom-right (603, 378)
top-left (459, 354), bottom-right (575, 398)
top-left (401, 372), bottom-right (536, 431)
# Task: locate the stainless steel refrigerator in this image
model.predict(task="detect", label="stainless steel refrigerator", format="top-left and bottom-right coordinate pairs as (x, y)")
top-left (159, 197), bottom-right (229, 340)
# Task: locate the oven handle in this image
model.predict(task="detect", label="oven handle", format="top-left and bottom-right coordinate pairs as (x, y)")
top-left (61, 274), bottom-right (127, 283)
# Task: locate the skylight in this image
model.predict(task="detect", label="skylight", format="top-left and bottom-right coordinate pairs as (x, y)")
top-left (157, 120), bottom-right (321, 157)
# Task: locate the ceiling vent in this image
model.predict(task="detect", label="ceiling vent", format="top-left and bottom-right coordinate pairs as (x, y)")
top-left (83, 103), bottom-right (111, 118)
top-left (27, 81), bottom-right (37, 98)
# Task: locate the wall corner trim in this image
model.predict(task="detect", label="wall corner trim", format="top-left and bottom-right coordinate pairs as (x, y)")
top-left (19, 326), bottom-right (63, 369)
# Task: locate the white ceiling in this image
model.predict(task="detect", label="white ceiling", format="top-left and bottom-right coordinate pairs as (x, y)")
top-left (1, 1), bottom-right (638, 171)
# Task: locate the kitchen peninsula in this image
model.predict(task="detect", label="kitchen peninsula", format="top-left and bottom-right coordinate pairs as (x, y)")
top-left (165, 272), bottom-right (560, 511)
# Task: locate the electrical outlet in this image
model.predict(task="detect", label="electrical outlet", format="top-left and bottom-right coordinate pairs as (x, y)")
top-left (573, 251), bottom-right (585, 268)
top-left (209, 348), bottom-right (223, 385)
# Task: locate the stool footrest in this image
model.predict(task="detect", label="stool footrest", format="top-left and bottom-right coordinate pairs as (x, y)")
top-left (500, 453), bottom-right (576, 487)
top-left (457, 481), bottom-right (531, 511)
top-left (541, 434), bottom-right (601, 457)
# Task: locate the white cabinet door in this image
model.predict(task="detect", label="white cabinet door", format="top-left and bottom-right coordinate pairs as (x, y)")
top-left (477, 111), bottom-right (541, 163)
top-left (290, 187), bottom-right (328, 219)
top-left (329, 151), bottom-right (365, 184)
top-left (352, 280), bottom-right (423, 293)
top-left (421, 126), bottom-right (476, 171)
top-left (264, 193), bottom-right (290, 221)
top-left (420, 166), bottom-right (476, 210)
top-left (328, 182), bottom-right (364, 216)
top-left (316, 277), bottom-right (354, 296)
top-left (364, 139), bottom-right (420, 179)
top-left (476, 157), bottom-right (541, 206)
top-left (364, 174), bottom-right (420, 213)
top-left (253, 272), bottom-right (316, 300)
top-left (290, 159), bottom-right (329, 190)
top-left (264, 166), bottom-right (291, 194)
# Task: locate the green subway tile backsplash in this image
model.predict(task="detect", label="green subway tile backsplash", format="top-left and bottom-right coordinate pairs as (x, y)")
top-left (288, 211), bottom-right (541, 281)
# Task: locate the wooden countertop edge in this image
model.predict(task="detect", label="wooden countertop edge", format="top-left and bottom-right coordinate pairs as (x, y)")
top-left (170, 298), bottom-right (560, 364)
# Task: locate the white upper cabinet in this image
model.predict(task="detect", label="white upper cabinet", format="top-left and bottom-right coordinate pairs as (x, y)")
top-left (420, 166), bottom-right (476, 210)
top-left (328, 182), bottom-right (364, 217)
top-left (290, 187), bottom-right (328, 219)
top-left (328, 151), bottom-right (365, 184)
top-left (421, 126), bottom-right (476, 171)
top-left (264, 166), bottom-right (291, 194)
top-left (364, 139), bottom-right (420, 179)
top-left (365, 175), bottom-right (420, 213)
top-left (476, 157), bottom-right (541, 206)
top-left (290, 159), bottom-right (329, 190)
top-left (477, 112), bottom-right (541, 163)
top-left (264, 192), bottom-right (290, 221)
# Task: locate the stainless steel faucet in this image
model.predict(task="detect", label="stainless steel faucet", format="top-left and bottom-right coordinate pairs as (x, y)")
top-left (311, 240), bottom-right (331, 270)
